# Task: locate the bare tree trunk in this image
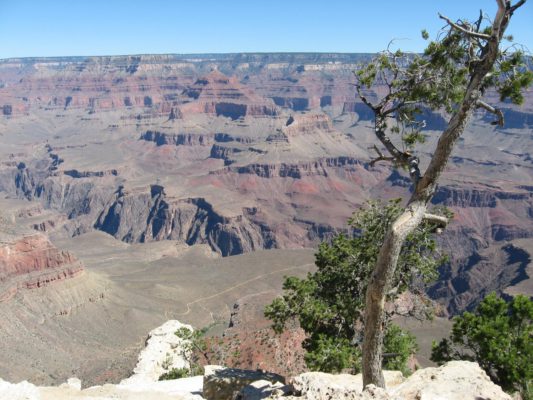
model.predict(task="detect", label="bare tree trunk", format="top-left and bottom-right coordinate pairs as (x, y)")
top-left (361, 0), bottom-right (521, 388)
top-left (362, 202), bottom-right (426, 387)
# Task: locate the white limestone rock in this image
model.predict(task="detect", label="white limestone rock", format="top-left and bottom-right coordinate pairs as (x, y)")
top-left (59, 377), bottom-right (82, 391)
top-left (289, 371), bottom-right (403, 400)
top-left (390, 360), bottom-right (512, 400)
top-left (0, 378), bottom-right (40, 400)
top-left (120, 319), bottom-right (194, 386)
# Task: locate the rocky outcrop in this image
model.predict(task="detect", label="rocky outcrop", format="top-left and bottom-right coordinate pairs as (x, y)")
top-left (210, 144), bottom-right (243, 165)
top-left (63, 169), bottom-right (118, 178)
top-left (221, 157), bottom-right (363, 179)
top-left (0, 361), bottom-right (512, 400)
top-left (0, 379), bottom-right (40, 400)
top-left (181, 70), bottom-right (278, 118)
top-left (95, 187), bottom-right (277, 256)
top-left (203, 365), bottom-right (284, 400)
top-left (0, 233), bottom-right (84, 301)
top-left (388, 361), bottom-right (512, 400)
top-left (0, 319), bottom-right (202, 399)
top-left (120, 320), bottom-right (194, 385)
top-left (200, 292), bottom-right (308, 379)
top-left (238, 380), bottom-right (291, 400)
top-left (235, 361), bottom-right (511, 400)
top-left (284, 370), bottom-right (403, 400)
top-left (141, 130), bottom-right (214, 146)
top-left (0, 376), bottom-right (203, 399)
top-left (282, 114), bottom-right (334, 136)
top-left (0, 317), bottom-right (514, 400)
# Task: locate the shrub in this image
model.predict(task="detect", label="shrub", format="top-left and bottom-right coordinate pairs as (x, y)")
top-left (431, 293), bottom-right (532, 399)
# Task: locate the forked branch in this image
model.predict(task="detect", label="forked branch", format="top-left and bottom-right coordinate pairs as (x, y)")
top-left (438, 13), bottom-right (492, 40)
top-left (369, 145), bottom-right (395, 167)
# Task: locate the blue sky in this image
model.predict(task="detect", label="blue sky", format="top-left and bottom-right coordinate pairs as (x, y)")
top-left (0, 0), bottom-right (531, 58)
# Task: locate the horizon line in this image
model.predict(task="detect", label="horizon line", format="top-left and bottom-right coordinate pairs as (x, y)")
top-left (0, 51), bottom-right (382, 63)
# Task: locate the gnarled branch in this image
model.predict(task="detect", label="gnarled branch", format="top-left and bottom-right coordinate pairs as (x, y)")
top-left (438, 13), bottom-right (492, 40)
top-left (423, 213), bottom-right (449, 232)
top-left (476, 99), bottom-right (504, 126)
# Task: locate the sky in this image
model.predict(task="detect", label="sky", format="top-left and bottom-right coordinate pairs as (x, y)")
top-left (0, 0), bottom-right (531, 59)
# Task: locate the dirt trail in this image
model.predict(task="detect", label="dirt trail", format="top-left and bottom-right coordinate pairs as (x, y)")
top-left (178, 263), bottom-right (313, 316)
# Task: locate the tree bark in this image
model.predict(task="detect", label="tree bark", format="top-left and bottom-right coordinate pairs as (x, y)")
top-left (362, 201), bottom-right (427, 387)
top-left (361, 0), bottom-right (522, 388)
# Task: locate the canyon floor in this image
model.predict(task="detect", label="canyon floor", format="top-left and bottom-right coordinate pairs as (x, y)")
top-left (0, 194), bottom-right (454, 386)
top-left (1, 208), bottom-right (315, 385)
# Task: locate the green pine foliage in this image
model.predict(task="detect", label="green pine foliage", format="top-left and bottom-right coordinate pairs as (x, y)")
top-left (383, 325), bottom-right (418, 377)
top-left (158, 367), bottom-right (189, 381)
top-left (157, 327), bottom-right (208, 380)
top-left (431, 293), bottom-right (533, 399)
top-left (265, 199), bottom-right (448, 374)
top-left (355, 23), bottom-right (532, 151)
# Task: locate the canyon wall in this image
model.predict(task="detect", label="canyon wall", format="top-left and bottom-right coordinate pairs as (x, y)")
top-left (0, 53), bottom-right (531, 314)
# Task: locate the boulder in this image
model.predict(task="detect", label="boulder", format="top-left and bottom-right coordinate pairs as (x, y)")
top-left (290, 371), bottom-right (403, 400)
top-left (59, 377), bottom-right (82, 391)
top-left (0, 378), bottom-right (40, 400)
top-left (237, 379), bottom-right (292, 399)
top-left (203, 365), bottom-right (285, 400)
top-left (266, 361), bottom-right (511, 400)
top-left (391, 360), bottom-right (512, 400)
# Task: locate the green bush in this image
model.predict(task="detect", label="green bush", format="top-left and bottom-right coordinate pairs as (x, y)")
top-left (158, 367), bottom-right (189, 381)
top-left (431, 293), bottom-right (532, 399)
top-left (265, 199), bottom-right (447, 374)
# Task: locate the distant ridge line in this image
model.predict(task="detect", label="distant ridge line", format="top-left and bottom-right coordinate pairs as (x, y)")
top-left (0, 52), bottom-right (377, 64)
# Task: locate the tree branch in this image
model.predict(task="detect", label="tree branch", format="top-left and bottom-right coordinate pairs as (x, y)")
top-left (382, 100), bottom-right (419, 116)
top-left (476, 99), bottom-right (504, 126)
top-left (373, 117), bottom-right (407, 162)
top-left (423, 213), bottom-right (449, 230)
top-left (415, 0), bottom-right (513, 202)
top-left (509, 0), bottom-right (526, 13)
top-left (475, 9), bottom-right (484, 32)
top-left (355, 83), bottom-right (377, 112)
top-left (438, 13), bottom-right (492, 40)
top-left (369, 145), bottom-right (395, 167)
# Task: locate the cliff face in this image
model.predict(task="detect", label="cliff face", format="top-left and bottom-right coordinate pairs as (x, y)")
top-left (0, 233), bottom-right (83, 301)
top-left (94, 188), bottom-right (277, 256)
top-left (429, 185), bottom-right (533, 313)
top-left (0, 196), bottom-right (85, 302)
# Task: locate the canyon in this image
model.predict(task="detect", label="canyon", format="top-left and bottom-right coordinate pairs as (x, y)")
top-left (0, 53), bottom-right (531, 384)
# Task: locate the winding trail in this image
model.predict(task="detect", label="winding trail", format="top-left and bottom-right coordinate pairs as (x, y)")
top-left (177, 263), bottom-right (313, 316)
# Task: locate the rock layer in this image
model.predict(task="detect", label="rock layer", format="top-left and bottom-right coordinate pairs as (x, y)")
top-left (0, 233), bottom-right (83, 301)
